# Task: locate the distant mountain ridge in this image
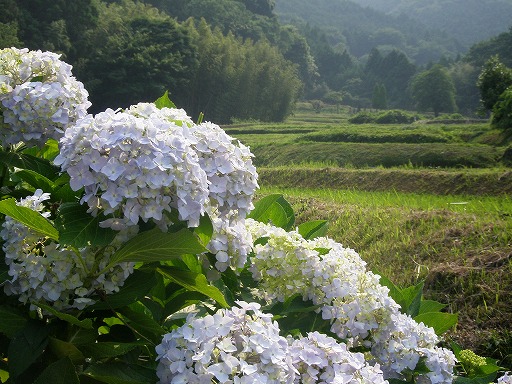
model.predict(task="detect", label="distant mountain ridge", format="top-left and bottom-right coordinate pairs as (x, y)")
top-left (274, 0), bottom-right (465, 64)
top-left (349, 0), bottom-right (512, 47)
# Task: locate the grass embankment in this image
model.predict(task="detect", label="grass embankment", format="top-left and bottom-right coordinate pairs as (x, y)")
top-left (225, 107), bottom-right (512, 366)
top-left (258, 167), bottom-right (512, 196)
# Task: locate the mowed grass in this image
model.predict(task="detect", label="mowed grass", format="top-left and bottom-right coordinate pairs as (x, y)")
top-left (256, 186), bottom-right (512, 366)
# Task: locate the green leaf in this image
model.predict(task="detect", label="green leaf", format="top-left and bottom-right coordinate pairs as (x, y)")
top-left (418, 300), bottom-right (447, 315)
top-left (194, 214), bottom-right (213, 247)
top-left (68, 328), bottom-right (98, 346)
top-left (0, 198), bottom-right (59, 240)
top-left (33, 357), bottom-right (79, 384)
top-left (157, 266), bottom-right (229, 308)
top-left (298, 220), bottom-right (328, 239)
top-left (55, 202), bottom-right (116, 248)
top-left (8, 321), bottom-right (50, 379)
top-left (48, 337), bottom-right (85, 363)
top-left (13, 169), bottom-right (57, 192)
top-left (248, 194), bottom-right (294, 229)
top-left (164, 291), bottom-right (207, 318)
top-left (401, 281), bottom-right (424, 317)
top-left (454, 373), bottom-right (498, 384)
top-left (378, 273), bottom-right (406, 309)
top-left (89, 269), bottom-right (157, 310)
top-left (276, 195), bottom-right (295, 230)
top-left (154, 90), bottom-right (176, 109)
top-left (116, 306), bottom-right (164, 344)
top-left (414, 312), bottom-right (458, 335)
top-left (0, 306), bottom-right (28, 337)
top-left (52, 183), bottom-right (80, 202)
top-left (33, 302), bottom-right (93, 329)
top-left (0, 150), bottom-right (58, 179)
top-left (82, 362), bottom-right (156, 384)
top-left (79, 342), bottom-right (144, 359)
top-left (108, 228), bottom-right (206, 267)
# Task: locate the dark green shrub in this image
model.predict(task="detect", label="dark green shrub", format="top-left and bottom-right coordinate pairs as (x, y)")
top-left (375, 110), bottom-right (416, 124)
top-left (348, 112), bottom-right (376, 124)
top-left (491, 87), bottom-right (512, 130)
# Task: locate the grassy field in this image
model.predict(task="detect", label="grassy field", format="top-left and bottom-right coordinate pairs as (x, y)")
top-left (224, 105), bottom-right (512, 366)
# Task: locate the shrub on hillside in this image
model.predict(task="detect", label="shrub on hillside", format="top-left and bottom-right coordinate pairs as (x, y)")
top-left (349, 110), bottom-right (418, 124)
top-left (348, 111), bottom-right (376, 124)
top-left (375, 110), bottom-right (417, 124)
top-left (492, 87), bottom-right (512, 130)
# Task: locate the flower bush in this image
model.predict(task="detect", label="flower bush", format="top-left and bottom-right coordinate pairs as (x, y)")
top-left (0, 48), bottom-right (509, 384)
top-left (0, 47), bottom-right (91, 148)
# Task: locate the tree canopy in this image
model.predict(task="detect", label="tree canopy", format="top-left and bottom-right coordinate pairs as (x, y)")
top-left (411, 64), bottom-right (457, 116)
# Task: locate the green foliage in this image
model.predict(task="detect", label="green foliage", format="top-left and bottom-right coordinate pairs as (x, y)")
top-left (351, 0), bottom-right (512, 48)
top-left (0, 21), bottom-right (21, 49)
top-left (375, 110), bottom-right (415, 124)
top-left (275, 0), bottom-right (463, 65)
top-left (372, 83), bottom-right (388, 109)
top-left (80, 1), bottom-right (197, 113)
top-left (348, 110), bottom-right (417, 125)
top-left (491, 87), bottom-right (512, 130)
top-left (379, 277), bottom-right (458, 335)
top-left (179, 19), bottom-right (301, 123)
top-left (466, 27), bottom-right (512, 68)
top-left (477, 55), bottom-right (512, 113)
top-left (412, 65), bottom-right (457, 117)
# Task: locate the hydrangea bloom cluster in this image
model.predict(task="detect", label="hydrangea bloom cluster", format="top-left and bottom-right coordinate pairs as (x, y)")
top-left (370, 312), bottom-right (456, 383)
top-left (1, 190), bottom-right (135, 311)
top-left (156, 301), bottom-right (390, 384)
top-left (0, 47), bottom-right (90, 148)
top-left (55, 107), bottom-right (210, 230)
top-left (127, 103), bottom-right (259, 219)
top-left (155, 301), bottom-right (293, 383)
top-left (55, 103), bottom-right (259, 231)
top-left (289, 331), bottom-right (387, 384)
top-left (207, 214), bottom-right (254, 272)
top-left (498, 372), bottom-right (512, 384)
top-left (245, 219), bottom-right (456, 383)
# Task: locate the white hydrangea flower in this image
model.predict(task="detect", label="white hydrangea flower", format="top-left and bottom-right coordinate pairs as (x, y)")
top-left (1, 190), bottom-right (136, 311)
top-left (155, 301), bottom-right (294, 383)
top-left (55, 107), bottom-right (210, 229)
top-left (289, 331), bottom-right (387, 384)
top-left (127, 103), bottom-right (259, 219)
top-left (0, 47), bottom-right (91, 148)
top-left (207, 214), bottom-right (254, 273)
top-left (246, 219), bottom-right (398, 342)
top-left (498, 372), bottom-right (512, 384)
top-left (245, 219), bottom-right (456, 383)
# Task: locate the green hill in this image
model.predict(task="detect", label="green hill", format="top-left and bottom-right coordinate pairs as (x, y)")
top-left (350, 0), bottom-right (512, 47)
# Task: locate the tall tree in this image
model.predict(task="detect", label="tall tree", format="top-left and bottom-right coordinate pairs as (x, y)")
top-left (79, 1), bottom-right (198, 113)
top-left (372, 83), bottom-right (387, 109)
top-left (476, 55), bottom-right (512, 113)
top-left (411, 64), bottom-right (457, 116)
top-left (491, 87), bottom-right (512, 130)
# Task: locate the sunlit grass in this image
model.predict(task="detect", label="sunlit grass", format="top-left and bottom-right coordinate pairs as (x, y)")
top-left (253, 186), bottom-right (512, 362)
top-left (258, 185), bottom-right (512, 214)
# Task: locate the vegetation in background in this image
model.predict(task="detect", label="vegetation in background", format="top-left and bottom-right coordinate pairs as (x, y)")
top-left (411, 65), bottom-right (457, 117)
top-left (2, 0), bottom-right (512, 121)
top-left (477, 55), bottom-right (512, 114)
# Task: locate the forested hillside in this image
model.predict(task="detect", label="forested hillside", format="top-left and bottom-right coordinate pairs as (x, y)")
top-left (349, 0), bottom-right (512, 47)
top-left (1, 0), bottom-right (512, 120)
top-left (0, 0), bottom-right (305, 123)
top-left (274, 0), bottom-right (465, 64)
